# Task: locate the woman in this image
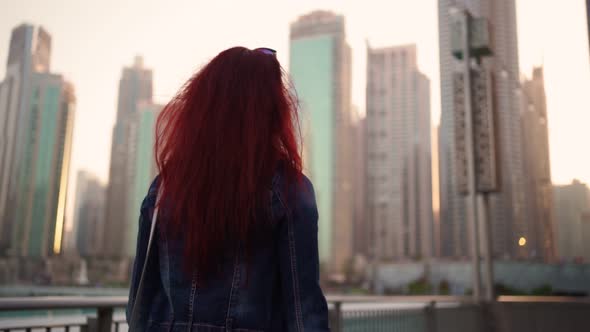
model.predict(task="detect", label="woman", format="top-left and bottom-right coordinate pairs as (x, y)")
top-left (126, 47), bottom-right (330, 331)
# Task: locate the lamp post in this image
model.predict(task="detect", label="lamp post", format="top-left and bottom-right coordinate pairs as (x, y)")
top-left (450, 7), bottom-right (496, 302)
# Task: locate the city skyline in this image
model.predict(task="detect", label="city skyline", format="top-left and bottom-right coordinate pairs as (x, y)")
top-left (1, 0), bottom-right (589, 234)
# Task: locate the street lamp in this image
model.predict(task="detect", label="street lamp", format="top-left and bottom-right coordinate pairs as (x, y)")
top-left (450, 7), bottom-right (496, 303)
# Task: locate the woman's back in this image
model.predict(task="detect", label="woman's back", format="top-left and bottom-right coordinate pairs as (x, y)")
top-left (126, 47), bottom-right (329, 331)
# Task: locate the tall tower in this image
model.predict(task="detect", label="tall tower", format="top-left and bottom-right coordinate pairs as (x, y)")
top-left (438, 0), bottom-right (525, 258)
top-left (366, 44), bottom-right (433, 260)
top-left (126, 102), bottom-right (162, 256)
top-left (352, 115), bottom-right (369, 258)
top-left (0, 24), bottom-right (43, 254)
top-left (521, 67), bottom-right (555, 261)
top-left (0, 24), bottom-right (75, 257)
top-left (12, 74), bottom-right (75, 257)
top-left (289, 11), bottom-right (354, 271)
top-left (104, 56), bottom-right (153, 258)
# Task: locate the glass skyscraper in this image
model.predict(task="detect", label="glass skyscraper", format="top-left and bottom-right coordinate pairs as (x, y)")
top-left (0, 24), bottom-right (40, 254)
top-left (14, 74), bottom-right (75, 257)
top-left (0, 24), bottom-right (75, 257)
top-left (126, 102), bottom-right (162, 256)
top-left (104, 56), bottom-right (153, 258)
top-left (289, 11), bottom-right (354, 271)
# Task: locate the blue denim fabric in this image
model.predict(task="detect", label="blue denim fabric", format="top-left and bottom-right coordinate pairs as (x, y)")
top-left (126, 172), bottom-right (330, 331)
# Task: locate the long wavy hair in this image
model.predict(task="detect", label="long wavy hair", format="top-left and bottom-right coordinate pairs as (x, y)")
top-left (155, 47), bottom-right (302, 277)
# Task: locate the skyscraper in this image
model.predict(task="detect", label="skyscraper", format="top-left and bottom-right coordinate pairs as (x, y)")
top-left (0, 24), bottom-right (47, 254)
top-left (289, 11), bottom-right (354, 271)
top-left (432, 126), bottom-right (442, 258)
top-left (0, 24), bottom-right (75, 257)
top-left (554, 180), bottom-right (590, 262)
top-left (352, 112), bottom-right (368, 258)
top-left (126, 102), bottom-right (162, 256)
top-left (104, 56), bottom-right (153, 258)
top-left (13, 74), bottom-right (75, 257)
top-left (366, 44), bottom-right (433, 260)
top-left (438, 0), bottom-right (526, 258)
top-left (520, 67), bottom-right (555, 261)
top-left (73, 171), bottom-right (106, 257)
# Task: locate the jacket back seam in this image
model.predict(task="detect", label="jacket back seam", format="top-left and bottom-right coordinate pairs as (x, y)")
top-left (277, 191), bottom-right (304, 331)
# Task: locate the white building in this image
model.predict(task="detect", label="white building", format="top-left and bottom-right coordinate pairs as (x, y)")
top-left (366, 44), bottom-right (433, 260)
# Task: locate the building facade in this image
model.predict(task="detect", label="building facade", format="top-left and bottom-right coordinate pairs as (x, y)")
top-left (0, 24), bottom-right (45, 254)
top-left (125, 102), bottom-right (162, 256)
top-left (520, 67), bottom-right (555, 261)
top-left (289, 11), bottom-right (354, 271)
top-left (352, 113), bottom-right (368, 258)
top-left (438, 0), bottom-right (526, 259)
top-left (366, 44), bottom-right (433, 261)
top-left (73, 171), bottom-right (106, 257)
top-left (432, 126), bottom-right (441, 258)
top-left (0, 24), bottom-right (75, 257)
top-left (104, 56), bottom-right (153, 258)
top-left (553, 180), bottom-right (590, 262)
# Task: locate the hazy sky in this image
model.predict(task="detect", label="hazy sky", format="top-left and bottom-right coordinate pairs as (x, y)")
top-left (1, 0), bottom-right (589, 225)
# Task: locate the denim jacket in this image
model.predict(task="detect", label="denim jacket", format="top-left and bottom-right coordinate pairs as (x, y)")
top-left (126, 172), bottom-right (330, 331)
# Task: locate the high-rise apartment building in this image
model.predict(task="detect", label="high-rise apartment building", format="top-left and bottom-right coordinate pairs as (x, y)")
top-left (520, 67), bottom-right (555, 261)
top-left (73, 171), bottom-right (106, 257)
top-left (289, 11), bottom-right (354, 271)
top-left (366, 44), bottom-right (433, 260)
top-left (104, 56), bottom-right (153, 258)
top-left (352, 113), bottom-right (368, 258)
top-left (438, 0), bottom-right (526, 258)
top-left (126, 102), bottom-right (162, 256)
top-left (554, 180), bottom-right (590, 262)
top-left (0, 24), bottom-right (75, 257)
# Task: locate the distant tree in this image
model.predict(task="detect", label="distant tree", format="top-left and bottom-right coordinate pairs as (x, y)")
top-left (495, 283), bottom-right (527, 296)
top-left (408, 277), bottom-right (433, 295)
top-left (531, 284), bottom-right (553, 296)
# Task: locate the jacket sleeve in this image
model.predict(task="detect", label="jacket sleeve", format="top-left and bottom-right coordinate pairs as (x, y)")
top-left (277, 176), bottom-right (330, 331)
top-left (126, 177), bottom-right (160, 323)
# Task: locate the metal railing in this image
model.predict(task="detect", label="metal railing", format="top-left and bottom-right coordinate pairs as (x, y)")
top-left (327, 296), bottom-right (475, 332)
top-left (0, 296), bottom-right (127, 332)
top-left (1, 295), bottom-right (589, 332)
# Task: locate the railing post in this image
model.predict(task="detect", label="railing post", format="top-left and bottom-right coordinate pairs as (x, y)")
top-left (329, 301), bottom-right (343, 332)
top-left (425, 301), bottom-right (437, 332)
top-left (84, 317), bottom-right (96, 332)
top-left (97, 307), bottom-right (113, 332)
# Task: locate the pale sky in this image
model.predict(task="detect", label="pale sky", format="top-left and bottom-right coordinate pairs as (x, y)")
top-left (1, 0), bottom-right (589, 226)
